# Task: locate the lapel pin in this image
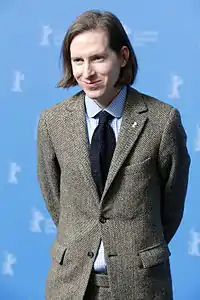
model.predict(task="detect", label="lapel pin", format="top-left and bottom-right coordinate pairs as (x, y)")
top-left (132, 122), bottom-right (138, 128)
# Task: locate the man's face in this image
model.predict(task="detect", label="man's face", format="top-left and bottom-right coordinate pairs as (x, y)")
top-left (70, 29), bottom-right (128, 105)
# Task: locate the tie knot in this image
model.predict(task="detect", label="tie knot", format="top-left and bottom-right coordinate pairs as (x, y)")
top-left (98, 110), bottom-right (114, 125)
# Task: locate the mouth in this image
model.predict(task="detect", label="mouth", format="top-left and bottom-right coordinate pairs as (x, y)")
top-left (83, 80), bottom-right (101, 86)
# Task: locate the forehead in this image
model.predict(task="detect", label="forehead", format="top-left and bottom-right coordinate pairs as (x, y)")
top-left (70, 29), bottom-right (110, 56)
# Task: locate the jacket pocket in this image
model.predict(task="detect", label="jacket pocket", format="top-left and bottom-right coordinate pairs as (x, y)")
top-left (123, 156), bottom-right (153, 177)
top-left (50, 240), bottom-right (68, 265)
top-left (138, 242), bottom-right (171, 268)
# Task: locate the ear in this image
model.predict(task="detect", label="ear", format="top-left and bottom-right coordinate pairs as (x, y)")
top-left (120, 46), bottom-right (130, 67)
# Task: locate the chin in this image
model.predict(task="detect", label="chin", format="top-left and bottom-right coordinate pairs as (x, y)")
top-left (84, 89), bottom-right (104, 99)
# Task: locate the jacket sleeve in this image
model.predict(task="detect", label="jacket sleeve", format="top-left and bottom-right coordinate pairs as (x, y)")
top-left (158, 107), bottom-right (191, 244)
top-left (37, 112), bottom-right (60, 226)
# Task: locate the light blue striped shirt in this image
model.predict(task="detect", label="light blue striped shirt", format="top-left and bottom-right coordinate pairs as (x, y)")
top-left (84, 85), bottom-right (128, 272)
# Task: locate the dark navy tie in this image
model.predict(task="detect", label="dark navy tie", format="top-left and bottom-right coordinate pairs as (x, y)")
top-left (90, 111), bottom-right (116, 198)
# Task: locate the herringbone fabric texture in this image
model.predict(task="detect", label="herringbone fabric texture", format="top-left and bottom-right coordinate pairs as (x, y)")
top-left (37, 87), bottom-right (190, 300)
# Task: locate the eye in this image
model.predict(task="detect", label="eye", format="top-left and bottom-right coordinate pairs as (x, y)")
top-left (72, 58), bottom-right (83, 63)
top-left (94, 56), bottom-right (104, 61)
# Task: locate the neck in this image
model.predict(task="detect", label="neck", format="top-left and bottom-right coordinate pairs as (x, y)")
top-left (94, 87), bottom-right (122, 109)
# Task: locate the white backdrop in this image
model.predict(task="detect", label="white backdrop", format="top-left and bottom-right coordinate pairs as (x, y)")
top-left (0, 1), bottom-right (199, 299)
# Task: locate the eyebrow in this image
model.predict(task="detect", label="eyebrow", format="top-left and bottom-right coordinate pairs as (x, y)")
top-left (71, 52), bottom-right (108, 60)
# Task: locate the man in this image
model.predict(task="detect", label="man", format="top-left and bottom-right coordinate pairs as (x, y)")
top-left (37, 10), bottom-right (191, 300)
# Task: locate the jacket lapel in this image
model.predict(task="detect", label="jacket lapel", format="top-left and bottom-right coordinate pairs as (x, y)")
top-left (101, 87), bottom-right (148, 201)
top-left (64, 91), bottom-right (100, 208)
top-left (64, 87), bottom-right (148, 206)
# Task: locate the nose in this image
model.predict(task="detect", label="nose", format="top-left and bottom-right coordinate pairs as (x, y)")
top-left (83, 62), bottom-right (95, 78)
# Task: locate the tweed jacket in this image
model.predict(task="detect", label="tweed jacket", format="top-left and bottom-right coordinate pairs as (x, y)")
top-left (37, 86), bottom-right (190, 300)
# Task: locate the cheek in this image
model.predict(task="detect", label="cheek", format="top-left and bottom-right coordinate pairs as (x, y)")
top-left (99, 63), bottom-right (121, 82)
top-left (71, 64), bottom-right (82, 79)
top-left (98, 61), bottom-right (113, 74)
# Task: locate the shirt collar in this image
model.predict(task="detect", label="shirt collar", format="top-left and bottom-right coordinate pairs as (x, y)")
top-left (84, 85), bottom-right (127, 118)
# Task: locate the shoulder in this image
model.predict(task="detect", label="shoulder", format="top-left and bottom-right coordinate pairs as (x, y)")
top-left (131, 87), bottom-right (181, 124)
top-left (137, 89), bottom-right (174, 113)
top-left (39, 90), bottom-right (83, 121)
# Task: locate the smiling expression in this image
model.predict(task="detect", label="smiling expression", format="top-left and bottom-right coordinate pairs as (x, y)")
top-left (70, 29), bottom-right (129, 107)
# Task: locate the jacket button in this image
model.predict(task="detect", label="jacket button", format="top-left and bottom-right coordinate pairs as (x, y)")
top-left (100, 216), bottom-right (107, 223)
top-left (87, 251), bottom-right (94, 258)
